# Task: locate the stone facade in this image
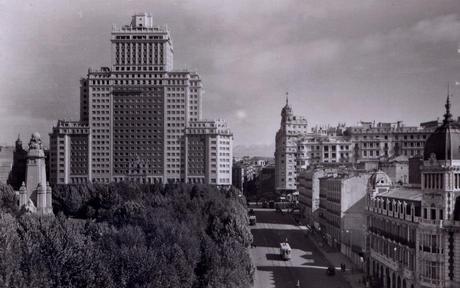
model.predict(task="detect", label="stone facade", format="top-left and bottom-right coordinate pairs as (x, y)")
top-left (274, 97), bottom-right (308, 193)
top-left (19, 133), bottom-right (53, 215)
top-left (367, 97), bottom-right (460, 288)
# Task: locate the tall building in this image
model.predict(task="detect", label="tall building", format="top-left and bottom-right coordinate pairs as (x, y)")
top-left (274, 96), bottom-right (308, 193)
top-left (49, 13), bottom-right (231, 186)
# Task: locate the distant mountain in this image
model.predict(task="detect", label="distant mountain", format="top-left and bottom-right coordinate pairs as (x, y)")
top-left (233, 143), bottom-right (275, 158)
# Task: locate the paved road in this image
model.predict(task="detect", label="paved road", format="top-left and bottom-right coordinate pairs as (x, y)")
top-left (250, 209), bottom-right (352, 288)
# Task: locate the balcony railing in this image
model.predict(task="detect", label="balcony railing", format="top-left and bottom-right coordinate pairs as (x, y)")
top-left (369, 227), bottom-right (415, 248)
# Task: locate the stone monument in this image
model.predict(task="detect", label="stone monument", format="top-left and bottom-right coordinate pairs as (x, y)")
top-left (18, 133), bottom-right (53, 215)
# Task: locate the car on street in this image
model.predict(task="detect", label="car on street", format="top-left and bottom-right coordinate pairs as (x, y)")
top-left (326, 265), bottom-right (336, 276)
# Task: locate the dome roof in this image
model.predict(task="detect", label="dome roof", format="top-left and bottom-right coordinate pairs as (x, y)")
top-left (368, 170), bottom-right (391, 190)
top-left (423, 96), bottom-right (460, 161)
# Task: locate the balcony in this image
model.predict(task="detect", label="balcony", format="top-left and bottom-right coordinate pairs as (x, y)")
top-left (369, 227), bottom-right (415, 248)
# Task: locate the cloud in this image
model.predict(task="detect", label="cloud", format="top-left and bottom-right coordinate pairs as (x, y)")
top-left (1, 0), bottom-right (460, 151)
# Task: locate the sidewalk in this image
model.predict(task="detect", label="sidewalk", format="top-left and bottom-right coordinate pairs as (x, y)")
top-left (307, 229), bottom-right (368, 288)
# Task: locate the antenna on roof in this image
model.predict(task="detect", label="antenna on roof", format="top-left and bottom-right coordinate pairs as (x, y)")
top-left (286, 92), bottom-right (289, 106)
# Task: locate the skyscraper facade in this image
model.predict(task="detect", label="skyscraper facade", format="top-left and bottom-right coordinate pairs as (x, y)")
top-left (50, 13), bottom-right (231, 186)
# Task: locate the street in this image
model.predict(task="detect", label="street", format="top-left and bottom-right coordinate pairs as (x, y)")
top-left (250, 208), bottom-right (352, 288)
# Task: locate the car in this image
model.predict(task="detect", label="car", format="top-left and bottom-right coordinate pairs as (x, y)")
top-left (268, 200), bottom-right (275, 209)
top-left (326, 265), bottom-right (336, 276)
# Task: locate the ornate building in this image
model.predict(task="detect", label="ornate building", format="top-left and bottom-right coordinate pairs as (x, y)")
top-left (274, 96), bottom-right (308, 193)
top-left (367, 96), bottom-right (460, 288)
top-left (274, 98), bottom-right (437, 195)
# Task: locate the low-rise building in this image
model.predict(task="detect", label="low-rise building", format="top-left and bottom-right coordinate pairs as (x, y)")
top-left (296, 135), bottom-right (353, 171)
top-left (49, 120), bottom-right (90, 185)
top-left (232, 156), bottom-right (272, 193)
top-left (379, 155), bottom-right (409, 185)
top-left (297, 168), bottom-right (331, 226)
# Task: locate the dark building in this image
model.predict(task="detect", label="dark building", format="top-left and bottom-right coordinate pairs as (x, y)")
top-left (7, 136), bottom-right (27, 190)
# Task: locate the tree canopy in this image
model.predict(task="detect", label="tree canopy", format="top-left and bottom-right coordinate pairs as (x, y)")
top-left (0, 182), bottom-right (254, 288)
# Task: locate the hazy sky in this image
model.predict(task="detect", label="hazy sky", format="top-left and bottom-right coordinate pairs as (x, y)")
top-left (1, 0), bottom-right (460, 155)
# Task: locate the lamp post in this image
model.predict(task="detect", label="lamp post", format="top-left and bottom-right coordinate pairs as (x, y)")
top-left (346, 229), bottom-right (352, 259)
top-left (393, 246), bottom-right (397, 262)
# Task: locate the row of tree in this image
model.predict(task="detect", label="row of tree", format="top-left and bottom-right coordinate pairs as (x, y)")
top-left (0, 182), bottom-right (254, 288)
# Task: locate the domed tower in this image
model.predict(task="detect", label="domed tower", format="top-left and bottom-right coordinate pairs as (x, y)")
top-left (418, 95), bottom-right (460, 287)
top-left (421, 95), bottom-right (460, 221)
top-left (281, 94), bottom-right (293, 123)
top-left (274, 93), bottom-right (309, 194)
top-left (367, 170), bottom-right (392, 199)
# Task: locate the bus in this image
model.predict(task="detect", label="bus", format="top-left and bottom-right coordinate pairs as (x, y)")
top-left (280, 242), bottom-right (291, 260)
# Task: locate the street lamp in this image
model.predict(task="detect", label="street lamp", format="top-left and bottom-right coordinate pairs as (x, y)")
top-left (346, 230), bottom-right (352, 258)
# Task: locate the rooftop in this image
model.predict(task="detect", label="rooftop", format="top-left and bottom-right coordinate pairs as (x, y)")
top-left (377, 187), bottom-right (423, 201)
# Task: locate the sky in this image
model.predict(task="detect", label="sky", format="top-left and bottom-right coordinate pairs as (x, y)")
top-left (1, 0), bottom-right (460, 156)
